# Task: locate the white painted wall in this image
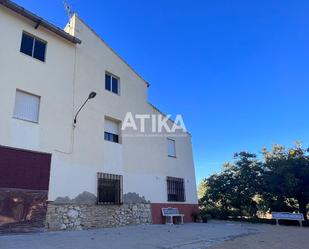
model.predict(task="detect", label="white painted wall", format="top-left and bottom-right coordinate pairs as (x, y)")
top-left (0, 7), bottom-right (198, 204)
top-left (0, 6), bottom-right (76, 154)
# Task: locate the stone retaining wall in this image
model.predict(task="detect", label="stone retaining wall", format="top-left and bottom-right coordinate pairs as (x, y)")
top-left (46, 203), bottom-right (152, 231)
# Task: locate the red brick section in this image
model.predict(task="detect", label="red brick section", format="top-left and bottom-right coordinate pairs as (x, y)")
top-left (151, 203), bottom-right (199, 224)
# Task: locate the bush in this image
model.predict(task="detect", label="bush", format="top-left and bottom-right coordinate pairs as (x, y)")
top-left (200, 213), bottom-right (211, 223)
top-left (201, 208), bottom-right (240, 220)
top-left (199, 206), bottom-right (308, 226)
top-left (191, 211), bottom-right (200, 222)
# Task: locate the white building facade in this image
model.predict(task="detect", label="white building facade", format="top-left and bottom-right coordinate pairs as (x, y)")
top-left (0, 1), bottom-right (198, 231)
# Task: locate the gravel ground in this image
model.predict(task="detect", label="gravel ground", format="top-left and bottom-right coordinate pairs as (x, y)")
top-left (208, 223), bottom-right (309, 249)
top-left (0, 221), bottom-right (307, 249)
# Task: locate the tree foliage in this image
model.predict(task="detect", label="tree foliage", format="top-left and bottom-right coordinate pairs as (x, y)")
top-left (200, 143), bottom-right (309, 220)
top-left (261, 143), bottom-right (309, 219)
top-left (197, 181), bottom-right (207, 200)
top-left (201, 152), bottom-right (262, 217)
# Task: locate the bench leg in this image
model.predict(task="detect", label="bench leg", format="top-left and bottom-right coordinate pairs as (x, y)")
top-left (175, 216), bottom-right (184, 224)
top-left (166, 216), bottom-right (173, 225)
top-left (169, 216), bottom-right (173, 225)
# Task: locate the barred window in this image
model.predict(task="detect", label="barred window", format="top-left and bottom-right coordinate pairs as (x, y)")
top-left (97, 173), bottom-right (123, 205)
top-left (167, 177), bottom-right (185, 202)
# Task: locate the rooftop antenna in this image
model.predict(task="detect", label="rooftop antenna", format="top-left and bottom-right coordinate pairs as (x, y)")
top-left (63, 0), bottom-right (74, 20)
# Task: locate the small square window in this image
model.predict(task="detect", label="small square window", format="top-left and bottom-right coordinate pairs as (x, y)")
top-left (13, 90), bottom-right (41, 123)
top-left (105, 73), bottom-right (119, 94)
top-left (20, 32), bottom-right (47, 62)
top-left (167, 138), bottom-right (176, 157)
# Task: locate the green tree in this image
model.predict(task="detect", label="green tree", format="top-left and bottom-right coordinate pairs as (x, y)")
top-left (262, 143), bottom-right (309, 220)
top-left (197, 181), bottom-right (207, 200)
top-left (200, 152), bottom-right (263, 217)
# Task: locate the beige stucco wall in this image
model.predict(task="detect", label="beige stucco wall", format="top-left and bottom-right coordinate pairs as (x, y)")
top-left (0, 8), bottom-right (198, 204)
top-left (0, 6), bottom-right (76, 153)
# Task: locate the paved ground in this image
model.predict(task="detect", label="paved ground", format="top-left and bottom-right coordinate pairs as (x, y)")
top-left (0, 221), bottom-right (308, 249)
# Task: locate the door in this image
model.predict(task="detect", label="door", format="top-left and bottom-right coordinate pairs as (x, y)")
top-left (0, 145), bottom-right (51, 233)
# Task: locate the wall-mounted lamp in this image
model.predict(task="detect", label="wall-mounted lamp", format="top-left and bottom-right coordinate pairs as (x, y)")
top-left (74, 91), bottom-right (97, 125)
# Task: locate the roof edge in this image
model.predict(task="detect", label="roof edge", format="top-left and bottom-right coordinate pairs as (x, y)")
top-left (75, 15), bottom-right (150, 87)
top-left (148, 103), bottom-right (192, 137)
top-left (0, 0), bottom-right (81, 44)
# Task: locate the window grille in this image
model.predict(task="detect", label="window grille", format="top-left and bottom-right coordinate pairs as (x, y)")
top-left (167, 176), bottom-right (185, 202)
top-left (97, 172), bottom-right (123, 205)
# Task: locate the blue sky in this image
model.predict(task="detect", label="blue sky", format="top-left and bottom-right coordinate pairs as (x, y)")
top-left (14, 0), bottom-right (309, 184)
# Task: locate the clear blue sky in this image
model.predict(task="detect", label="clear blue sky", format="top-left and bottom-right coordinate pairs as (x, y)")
top-left (15, 0), bottom-right (309, 184)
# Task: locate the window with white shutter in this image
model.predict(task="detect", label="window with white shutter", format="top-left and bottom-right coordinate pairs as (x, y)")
top-left (13, 90), bottom-right (41, 123)
top-left (104, 118), bottom-right (120, 143)
top-left (167, 138), bottom-right (176, 157)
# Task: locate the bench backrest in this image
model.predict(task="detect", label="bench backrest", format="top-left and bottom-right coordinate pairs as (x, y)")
top-left (162, 208), bottom-right (180, 216)
top-left (272, 212), bottom-right (304, 221)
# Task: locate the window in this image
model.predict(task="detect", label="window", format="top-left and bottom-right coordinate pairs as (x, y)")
top-left (167, 177), bottom-right (185, 202)
top-left (104, 132), bottom-right (119, 143)
top-left (167, 138), bottom-right (176, 157)
top-left (20, 32), bottom-right (47, 62)
top-left (13, 90), bottom-right (41, 123)
top-left (105, 73), bottom-right (119, 94)
top-left (104, 118), bottom-right (120, 143)
top-left (97, 173), bottom-right (123, 205)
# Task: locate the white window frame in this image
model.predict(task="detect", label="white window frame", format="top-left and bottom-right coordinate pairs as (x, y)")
top-left (13, 89), bottom-right (41, 124)
top-left (167, 138), bottom-right (176, 158)
top-left (105, 72), bottom-right (120, 95)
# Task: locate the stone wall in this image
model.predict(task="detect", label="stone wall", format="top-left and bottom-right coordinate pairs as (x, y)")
top-left (46, 203), bottom-right (152, 231)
